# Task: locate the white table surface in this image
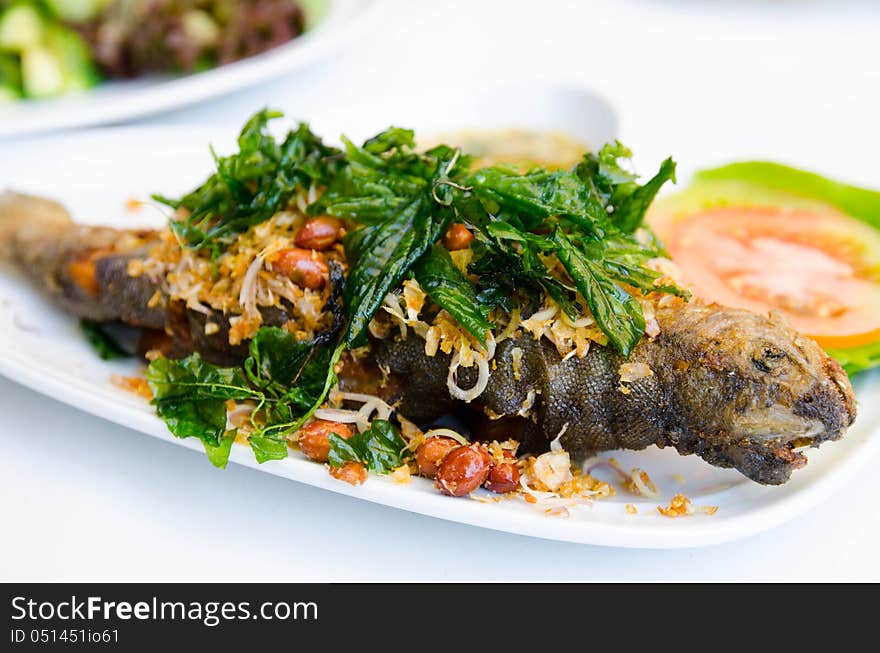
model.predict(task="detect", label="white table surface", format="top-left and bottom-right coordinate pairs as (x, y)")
top-left (2, 0), bottom-right (880, 582)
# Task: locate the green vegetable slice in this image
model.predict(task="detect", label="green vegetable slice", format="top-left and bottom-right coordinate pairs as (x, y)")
top-left (328, 420), bottom-right (409, 474)
top-left (695, 161), bottom-right (880, 231)
top-left (828, 341), bottom-right (880, 378)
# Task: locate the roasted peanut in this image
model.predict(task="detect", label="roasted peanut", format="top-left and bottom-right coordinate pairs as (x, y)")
top-left (330, 461), bottom-right (368, 486)
top-left (415, 436), bottom-right (460, 479)
top-left (298, 420), bottom-right (353, 462)
top-left (436, 444), bottom-right (491, 497)
top-left (442, 223), bottom-right (474, 251)
top-left (486, 461), bottom-right (520, 494)
top-left (273, 247), bottom-right (328, 289)
top-left (294, 217), bottom-right (343, 251)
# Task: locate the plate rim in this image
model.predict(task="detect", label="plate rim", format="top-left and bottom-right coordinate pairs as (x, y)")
top-left (0, 319), bottom-right (876, 549)
top-left (0, 113), bottom-right (878, 549)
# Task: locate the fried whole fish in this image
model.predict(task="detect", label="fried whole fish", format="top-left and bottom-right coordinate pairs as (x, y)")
top-left (370, 303), bottom-right (856, 485)
top-left (0, 192), bottom-right (858, 484)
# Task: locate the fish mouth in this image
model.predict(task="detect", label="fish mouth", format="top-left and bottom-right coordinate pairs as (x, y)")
top-left (710, 411), bottom-right (831, 485)
top-left (720, 438), bottom-right (810, 485)
top-left (720, 359), bottom-right (858, 485)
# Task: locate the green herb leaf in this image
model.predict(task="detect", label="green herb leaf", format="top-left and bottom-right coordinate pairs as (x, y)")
top-left (154, 109), bottom-right (342, 255)
top-left (551, 229), bottom-right (645, 355)
top-left (330, 137), bottom-right (465, 347)
top-left (243, 327), bottom-right (345, 439)
top-left (245, 326), bottom-right (314, 388)
top-left (326, 433), bottom-right (360, 467)
top-left (145, 354), bottom-right (253, 467)
top-left (204, 432), bottom-right (236, 468)
top-left (310, 130), bottom-right (442, 223)
top-left (80, 320), bottom-right (131, 360)
top-left (466, 166), bottom-right (609, 234)
top-left (247, 435), bottom-right (290, 464)
top-left (328, 419), bottom-right (409, 474)
top-left (363, 127), bottom-right (417, 154)
top-left (413, 244), bottom-right (491, 343)
top-left (145, 325), bottom-right (344, 467)
top-left (343, 196), bottom-right (436, 347)
top-left (611, 157), bottom-right (676, 233)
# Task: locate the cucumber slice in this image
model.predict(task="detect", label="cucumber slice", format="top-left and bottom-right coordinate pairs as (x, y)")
top-left (45, 0), bottom-right (109, 23)
top-left (0, 84), bottom-right (20, 102)
top-left (299, 0), bottom-right (330, 30)
top-left (45, 25), bottom-right (99, 91)
top-left (0, 3), bottom-right (45, 53)
top-left (0, 51), bottom-right (21, 89)
top-left (21, 45), bottom-right (63, 97)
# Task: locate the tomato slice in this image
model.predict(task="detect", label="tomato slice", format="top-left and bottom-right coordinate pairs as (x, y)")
top-left (651, 205), bottom-right (880, 349)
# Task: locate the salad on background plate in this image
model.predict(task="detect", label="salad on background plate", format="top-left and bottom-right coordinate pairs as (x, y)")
top-left (0, 0), bottom-right (323, 101)
top-left (0, 0), bottom-right (371, 137)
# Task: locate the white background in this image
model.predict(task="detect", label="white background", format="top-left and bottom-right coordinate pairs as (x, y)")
top-left (2, 0), bottom-right (879, 581)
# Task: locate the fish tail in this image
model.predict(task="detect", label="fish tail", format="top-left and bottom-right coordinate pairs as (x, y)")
top-left (0, 191), bottom-right (73, 261)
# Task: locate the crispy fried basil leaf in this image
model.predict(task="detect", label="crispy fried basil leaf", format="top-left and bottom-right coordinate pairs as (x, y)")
top-left (413, 244), bottom-right (491, 343)
top-left (597, 234), bottom-right (687, 298)
top-left (146, 355), bottom-right (253, 466)
top-left (154, 109), bottom-right (342, 255)
top-left (309, 130), bottom-right (438, 223)
top-left (245, 326), bottom-right (314, 389)
top-left (247, 435), bottom-right (290, 464)
top-left (611, 157), bottom-right (676, 233)
top-left (204, 433), bottom-right (237, 468)
top-left (244, 328), bottom-right (345, 441)
top-left (551, 229), bottom-right (645, 355)
top-left (363, 127), bottom-right (417, 154)
top-left (146, 325), bottom-right (344, 467)
top-left (327, 420), bottom-right (409, 474)
top-left (466, 166), bottom-right (609, 234)
top-left (342, 196), bottom-right (442, 347)
top-left (334, 140), bottom-right (465, 347)
top-left (472, 221), bottom-right (579, 319)
top-left (575, 142), bottom-right (676, 233)
top-left (80, 320), bottom-right (131, 360)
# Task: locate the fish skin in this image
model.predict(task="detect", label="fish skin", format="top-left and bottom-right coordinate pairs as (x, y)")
top-left (0, 192), bottom-right (164, 326)
top-left (0, 192), bottom-right (335, 366)
top-left (2, 192), bottom-right (858, 483)
top-left (371, 301), bottom-right (856, 485)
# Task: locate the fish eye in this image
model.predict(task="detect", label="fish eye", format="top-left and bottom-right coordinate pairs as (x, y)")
top-left (752, 345), bottom-right (787, 373)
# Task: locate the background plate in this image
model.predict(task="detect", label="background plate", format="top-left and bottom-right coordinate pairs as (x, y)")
top-left (0, 0), bottom-right (376, 139)
top-left (0, 88), bottom-right (876, 548)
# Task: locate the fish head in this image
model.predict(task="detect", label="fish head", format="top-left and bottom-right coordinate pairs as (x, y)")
top-left (729, 311), bottom-right (856, 442)
top-left (663, 305), bottom-right (857, 484)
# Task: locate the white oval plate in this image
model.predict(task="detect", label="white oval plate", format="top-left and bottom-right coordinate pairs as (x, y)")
top-left (0, 90), bottom-right (877, 548)
top-left (0, 0), bottom-right (377, 139)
